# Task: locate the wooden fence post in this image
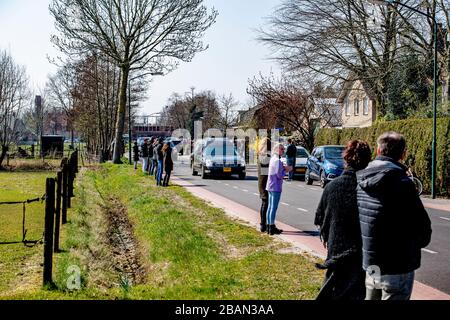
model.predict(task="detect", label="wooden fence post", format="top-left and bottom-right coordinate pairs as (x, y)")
top-left (54, 171), bottom-right (62, 253)
top-left (43, 178), bottom-right (55, 286)
top-left (62, 162), bottom-right (69, 224)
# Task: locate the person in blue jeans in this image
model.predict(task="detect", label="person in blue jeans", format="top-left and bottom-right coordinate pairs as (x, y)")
top-left (285, 139), bottom-right (297, 181)
top-left (155, 138), bottom-right (164, 186)
top-left (266, 143), bottom-right (292, 235)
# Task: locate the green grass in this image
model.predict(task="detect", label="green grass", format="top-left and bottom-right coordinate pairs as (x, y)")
top-left (1, 164), bottom-right (324, 300)
top-left (0, 172), bottom-right (55, 296)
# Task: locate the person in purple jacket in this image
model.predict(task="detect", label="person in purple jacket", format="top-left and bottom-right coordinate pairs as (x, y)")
top-left (266, 143), bottom-right (292, 235)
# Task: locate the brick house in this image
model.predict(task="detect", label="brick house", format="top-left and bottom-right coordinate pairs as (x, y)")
top-left (337, 78), bottom-right (377, 128)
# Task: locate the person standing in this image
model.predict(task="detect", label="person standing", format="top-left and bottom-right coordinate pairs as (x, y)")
top-left (133, 141), bottom-right (139, 170)
top-left (257, 137), bottom-right (271, 233)
top-left (357, 132), bottom-right (432, 300)
top-left (285, 139), bottom-right (297, 181)
top-left (162, 142), bottom-right (173, 187)
top-left (314, 140), bottom-right (372, 300)
top-left (147, 137), bottom-right (155, 175)
top-left (266, 143), bottom-right (292, 235)
top-left (155, 138), bottom-right (164, 186)
top-left (150, 139), bottom-right (158, 176)
top-left (141, 139), bottom-right (149, 174)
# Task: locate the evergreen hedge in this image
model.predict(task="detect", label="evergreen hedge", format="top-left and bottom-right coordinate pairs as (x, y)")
top-left (315, 118), bottom-right (450, 196)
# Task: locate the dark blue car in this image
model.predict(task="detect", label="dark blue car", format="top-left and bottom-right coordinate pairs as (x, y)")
top-left (305, 145), bottom-right (346, 188)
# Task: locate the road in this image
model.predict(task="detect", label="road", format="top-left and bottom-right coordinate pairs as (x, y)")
top-left (172, 161), bottom-right (450, 295)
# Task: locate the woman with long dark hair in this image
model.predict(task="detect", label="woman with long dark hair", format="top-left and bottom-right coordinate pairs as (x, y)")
top-left (314, 140), bottom-right (372, 300)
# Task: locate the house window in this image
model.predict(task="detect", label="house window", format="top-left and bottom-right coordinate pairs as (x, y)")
top-left (363, 97), bottom-right (369, 115)
top-left (354, 99), bottom-right (360, 116)
top-left (345, 99), bottom-right (350, 116)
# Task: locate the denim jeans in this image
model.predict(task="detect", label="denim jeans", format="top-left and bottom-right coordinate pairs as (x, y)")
top-left (142, 158), bottom-right (148, 173)
top-left (287, 157), bottom-right (296, 180)
top-left (365, 271), bottom-right (415, 300)
top-left (266, 191), bottom-right (281, 225)
top-left (156, 160), bottom-right (164, 185)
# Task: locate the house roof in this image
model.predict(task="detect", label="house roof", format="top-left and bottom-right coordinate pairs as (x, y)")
top-left (337, 75), bottom-right (377, 103)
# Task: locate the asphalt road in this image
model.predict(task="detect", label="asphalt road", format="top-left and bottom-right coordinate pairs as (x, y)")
top-left (172, 161), bottom-right (450, 295)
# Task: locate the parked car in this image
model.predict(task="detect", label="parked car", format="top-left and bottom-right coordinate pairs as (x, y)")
top-left (191, 138), bottom-right (246, 180)
top-left (281, 146), bottom-right (310, 180)
top-left (305, 145), bottom-right (345, 188)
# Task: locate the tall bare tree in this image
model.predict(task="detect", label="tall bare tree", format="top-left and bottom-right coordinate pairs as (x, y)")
top-left (217, 93), bottom-right (239, 131)
top-left (0, 49), bottom-right (29, 168)
top-left (50, 0), bottom-right (217, 163)
top-left (247, 74), bottom-right (338, 151)
top-left (258, 0), bottom-right (410, 115)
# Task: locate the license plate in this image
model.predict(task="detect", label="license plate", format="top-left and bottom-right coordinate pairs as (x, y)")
top-left (223, 167), bottom-right (232, 173)
top-left (296, 168), bottom-right (306, 173)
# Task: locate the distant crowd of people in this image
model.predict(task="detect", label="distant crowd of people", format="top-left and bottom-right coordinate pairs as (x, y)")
top-left (133, 137), bottom-right (173, 187)
top-left (257, 132), bottom-right (432, 300)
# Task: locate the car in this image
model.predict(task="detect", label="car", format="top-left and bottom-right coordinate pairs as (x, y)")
top-left (281, 146), bottom-right (310, 180)
top-left (191, 138), bottom-right (246, 180)
top-left (305, 145), bottom-right (346, 188)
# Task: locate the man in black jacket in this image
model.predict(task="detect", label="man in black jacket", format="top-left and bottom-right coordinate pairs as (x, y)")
top-left (285, 139), bottom-right (297, 181)
top-left (357, 132), bottom-right (432, 300)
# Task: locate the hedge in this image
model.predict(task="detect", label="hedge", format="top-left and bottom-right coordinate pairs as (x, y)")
top-left (315, 118), bottom-right (450, 196)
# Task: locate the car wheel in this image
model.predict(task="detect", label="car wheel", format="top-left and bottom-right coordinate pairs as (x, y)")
top-left (320, 171), bottom-right (327, 189)
top-left (201, 166), bottom-right (208, 179)
top-left (305, 169), bottom-right (313, 185)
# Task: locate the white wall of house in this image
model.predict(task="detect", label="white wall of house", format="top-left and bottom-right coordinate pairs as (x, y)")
top-left (341, 80), bottom-right (376, 128)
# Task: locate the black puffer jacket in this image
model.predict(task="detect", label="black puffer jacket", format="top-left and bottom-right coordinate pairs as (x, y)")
top-left (356, 156), bottom-right (432, 275)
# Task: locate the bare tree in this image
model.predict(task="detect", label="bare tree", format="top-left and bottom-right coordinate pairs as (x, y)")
top-left (46, 63), bottom-right (77, 144)
top-left (247, 74), bottom-right (337, 152)
top-left (0, 49), bottom-right (29, 168)
top-left (217, 93), bottom-right (239, 131)
top-left (50, 0), bottom-right (218, 163)
top-left (258, 0), bottom-right (411, 115)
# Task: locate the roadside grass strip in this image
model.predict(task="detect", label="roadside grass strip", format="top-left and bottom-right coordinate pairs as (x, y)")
top-left (1, 164), bottom-right (323, 300)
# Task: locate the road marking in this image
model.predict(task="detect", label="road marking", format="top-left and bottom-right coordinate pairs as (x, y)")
top-left (309, 188), bottom-right (319, 191)
top-left (233, 186), bottom-right (239, 189)
top-left (297, 208), bottom-right (308, 213)
top-left (224, 183), bottom-right (230, 186)
top-left (281, 202), bottom-right (290, 206)
top-left (253, 193), bottom-right (259, 196)
top-left (298, 185), bottom-right (305, 189)
top-left (440, 217), bottom-right (450, 221)
top-left (422, 248), bottom-right (438, 254)
top-left (242, 189), bottom-right (249, 192)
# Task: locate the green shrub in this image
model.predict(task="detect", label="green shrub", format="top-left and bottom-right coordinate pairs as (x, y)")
top-left (315, 118), bottom-right (450, 196)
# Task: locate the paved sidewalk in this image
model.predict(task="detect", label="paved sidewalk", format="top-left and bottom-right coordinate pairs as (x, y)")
top-left (422, 197), bottom-right (450, 213)
top-left (172, 175), bottom-right (450, 300)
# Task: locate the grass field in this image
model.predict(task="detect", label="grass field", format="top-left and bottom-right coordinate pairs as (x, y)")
top-left (0, 165), bottom-right (324, 300)
top-left (0, 171), bottom-right (55, 296)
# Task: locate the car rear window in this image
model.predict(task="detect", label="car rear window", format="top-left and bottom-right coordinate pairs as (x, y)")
top-left (324, 147), bottom-right (345, 159)
top-left (297, 149), bottom-right (309, 157)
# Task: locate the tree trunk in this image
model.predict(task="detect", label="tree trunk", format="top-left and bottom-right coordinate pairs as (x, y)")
top-left (0, 145), bottom-right (9, 168)
top-left (442, 73), bottom-right (449, 112)
top-left (112, 66), bottom-right (129, 164)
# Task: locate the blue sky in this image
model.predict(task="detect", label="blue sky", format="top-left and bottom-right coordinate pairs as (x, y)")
top-left (0, 0), bottom-right (282, 114)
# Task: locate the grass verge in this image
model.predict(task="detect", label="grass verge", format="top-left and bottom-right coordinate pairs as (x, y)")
top-left (1, 164), bottom-right (324, 299)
